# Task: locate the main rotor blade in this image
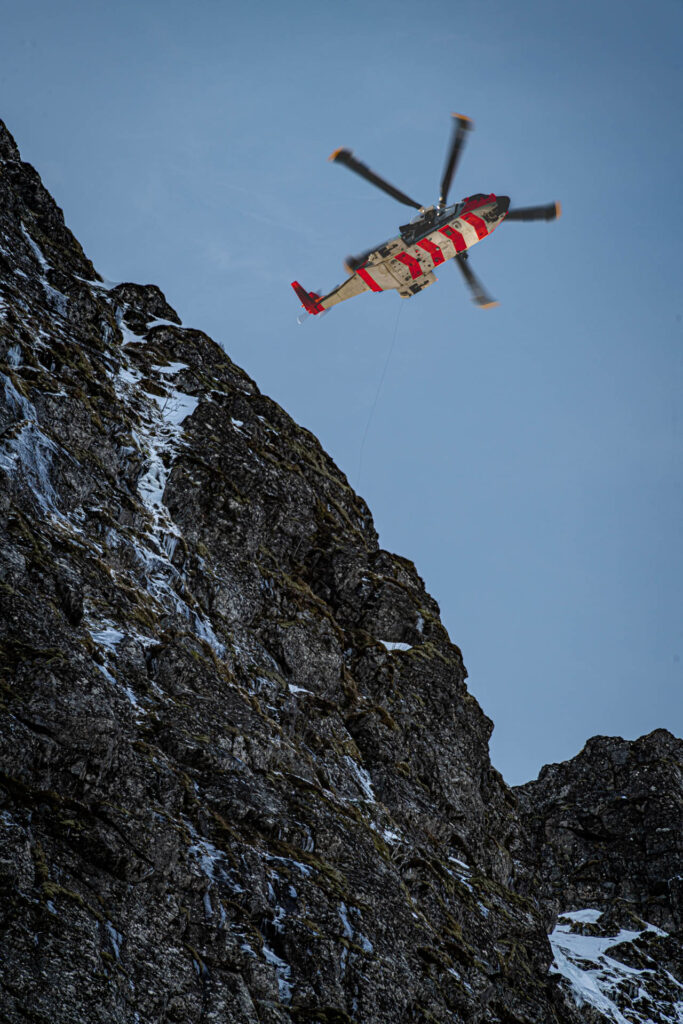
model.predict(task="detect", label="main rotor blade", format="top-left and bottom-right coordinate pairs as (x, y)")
top-left (438, 113), bottom-right (474, 208)
top-left (504, 202), bottom-right (561, 222)
top-left (329, 148), bottom-right (423, 210)
top-left (455, 255), bottom-right (498, 309)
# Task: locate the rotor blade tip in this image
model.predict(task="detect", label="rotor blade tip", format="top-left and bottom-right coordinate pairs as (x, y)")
top-left (555, 201), bottom-right (562, 218)
top-left (452, 112), bottom-right (474, 127)
top-left (479, 301), bottom-right (499, 309)
top-left (329, 147), bottom-right (348, 162)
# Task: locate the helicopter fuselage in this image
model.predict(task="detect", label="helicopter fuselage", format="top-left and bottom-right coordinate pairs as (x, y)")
top-left (292, 193), bottom-right (510, 315)
top-left (359, 193), bottom-right (509, 296)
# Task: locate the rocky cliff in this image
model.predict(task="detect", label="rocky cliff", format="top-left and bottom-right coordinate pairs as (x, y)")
top-left (514, 731), bottom-right (682, 1023)
top-left (0, 119), bottom-right (680, 1024)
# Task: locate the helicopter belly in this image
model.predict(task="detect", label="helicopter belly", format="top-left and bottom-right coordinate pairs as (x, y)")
top-left (358, 261), bottom-right (401, 292)
top-left (397, 270), bottom-right (437, 298)
top-left (361, 259), bottom-right (437, 297)
top-left (351, 200), bottom-right (503, 299)
top-left (358, 236), bottom-right (441, 293)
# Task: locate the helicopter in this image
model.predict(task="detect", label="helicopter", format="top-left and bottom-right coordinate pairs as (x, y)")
top-left (291, 113), bottom-right (560, 315)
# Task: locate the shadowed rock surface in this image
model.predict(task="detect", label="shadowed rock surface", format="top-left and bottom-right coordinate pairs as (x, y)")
top-left (0, 118), bottom-right (680, 1023)
top-left (513, 730), bottom-right (682, 1022)
top-left (514, 729), bottom-right (683, 936)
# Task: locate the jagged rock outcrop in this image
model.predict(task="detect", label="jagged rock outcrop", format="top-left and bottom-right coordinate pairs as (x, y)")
top-left (0, 118), bottom-right (680, 1024)
top-left (514, 729), bottom-right (682, 935)
top-left (513, 731), bottom-right (682, 1023)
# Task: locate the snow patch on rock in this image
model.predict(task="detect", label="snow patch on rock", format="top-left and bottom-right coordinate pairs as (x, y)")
top-left (550, 910), bottom-right (682, 1024)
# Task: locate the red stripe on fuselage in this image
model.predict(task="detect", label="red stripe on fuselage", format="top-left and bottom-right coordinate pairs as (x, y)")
top-left (438, 224), bottom-right (467, 253)
top-left (461, 212), bottom-right (488, 240)
top-left (417, 238), bottom-right (444, 266)
top-left (357, 266), bottom-right (383, 292)
top-left (394, 251), bottom-right (423, 280)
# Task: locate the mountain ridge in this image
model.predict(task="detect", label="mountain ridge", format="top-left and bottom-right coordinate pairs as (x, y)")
top-left (0, 117), bottom-right (680, 1024)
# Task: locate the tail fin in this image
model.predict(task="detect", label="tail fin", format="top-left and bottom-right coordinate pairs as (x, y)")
top-left (291, 281), bottom-right (325, 315)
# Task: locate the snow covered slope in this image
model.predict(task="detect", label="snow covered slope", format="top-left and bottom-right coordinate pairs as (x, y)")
top-left (550, 909), bottom-right (682, 1024)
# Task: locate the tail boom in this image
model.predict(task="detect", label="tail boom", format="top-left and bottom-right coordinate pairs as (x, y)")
top-left (292, 271), bottom-right (371, 315)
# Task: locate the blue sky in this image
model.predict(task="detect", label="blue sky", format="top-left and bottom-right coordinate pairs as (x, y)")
top-left (2, 0), bottom-right (681, 784)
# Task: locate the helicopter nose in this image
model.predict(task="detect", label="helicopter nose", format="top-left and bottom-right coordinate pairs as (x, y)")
top-left (496, 195), bottom-right (510, 216)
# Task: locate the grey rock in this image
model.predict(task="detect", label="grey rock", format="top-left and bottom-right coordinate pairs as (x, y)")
top-left (514, 729), bottom-right (683, 935)
top-left (0, 116), bottom-right (679, 1024)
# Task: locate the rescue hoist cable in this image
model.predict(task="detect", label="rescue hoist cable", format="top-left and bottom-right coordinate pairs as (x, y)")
top-left (356, 302), bottom-right (404, 488)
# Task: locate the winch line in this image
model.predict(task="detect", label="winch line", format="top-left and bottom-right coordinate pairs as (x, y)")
top-left (356, 301), bottom-right (404, 489)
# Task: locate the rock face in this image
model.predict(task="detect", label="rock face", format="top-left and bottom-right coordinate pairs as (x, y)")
top-left (514, 729), bottom-right (683, 936)
top-left (0, 118), bottom-right (680, 1023)
top-left (514, 731), bottom-right (682, 1023)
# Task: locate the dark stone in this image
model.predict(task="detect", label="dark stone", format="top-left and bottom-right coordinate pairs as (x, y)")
top-left (513, 729), bottom-right (683, 936)
top-left (0, 117), bottom-right (679, 1024)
